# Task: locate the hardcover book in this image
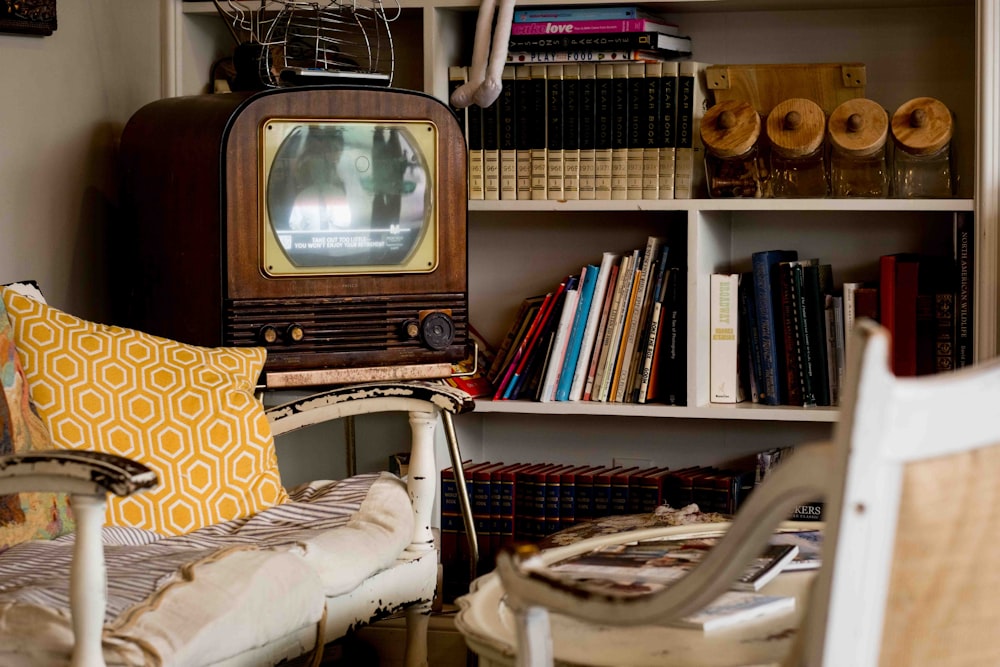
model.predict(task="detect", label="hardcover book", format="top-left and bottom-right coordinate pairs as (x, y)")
top-left (583, 260), bottom-right (621, 401)
top-left (751, 249), bottom-right (798, 406)
top-left (466, 68), bottom-right (486, 200)
top-left (546, 64), bottom-right (566, 200)
top-left (515, 66), bottom-right (534, 199)
top-left (498, 65), bottom-right (518, 200)
top-left (674, 61), bottom-right (709, 199)
top-left (642, 61), bottom-right (663, 200)
top-left (577, 62), bottom-right (598, 199)
top-left (879, 253), bottom-right (921, 377)
top-left (954, 211), bottom-right (974, 368)
top-left (610, 62), bottom-right (631, 200)
top-left (529, 64), bottom-right (549, 200)
top-left (710, 273), bottom-right (743, 403)
top-left (510, 17), bottom-right (680, 36)
top-left (507, 31), bottom-right (692, 55)
top-left (594, 63), bottom-right (615, 200)
top-left (556, 264), bottom-right (599, 401)
top-left (515, 6), bottom-right (669, 22)
top-left (626, 62), bottom-right (647, 200)
top-left (562, 63), bottom-right (582, 200)
top-left (658, 60), bottom-right (679, 200)
top-left (481, 90), bottom-right (501, 201)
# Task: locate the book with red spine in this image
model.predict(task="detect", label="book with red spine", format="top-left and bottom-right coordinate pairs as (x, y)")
top-left (880, 253), bottom-right (921, 376)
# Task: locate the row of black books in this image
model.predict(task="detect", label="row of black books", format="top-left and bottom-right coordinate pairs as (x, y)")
top-left (711, 215), bottom-right (974, 407)
top-left (448, 58), bottom-right (709, 202)
top-left (487, 235), bottom-right (686, 405)
top-left (439, 459), bottom-right (759, 592)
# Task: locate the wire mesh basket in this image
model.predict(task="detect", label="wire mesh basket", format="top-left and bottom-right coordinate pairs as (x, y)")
top-left (212, 0), bottom-right (400, 88)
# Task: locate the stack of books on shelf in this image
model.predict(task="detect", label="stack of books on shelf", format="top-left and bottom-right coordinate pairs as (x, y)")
top-left (439, 457), bottom-right (760, 594)
top-left (710, 212), bottom-right (974, 408)
top-left (450, 5), bottom-right (708, 201)
top-left (484, 235), bottom-right (686, 405)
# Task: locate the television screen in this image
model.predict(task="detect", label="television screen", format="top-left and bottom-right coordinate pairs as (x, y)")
top-left (261, 119), bottom-right (438, 276)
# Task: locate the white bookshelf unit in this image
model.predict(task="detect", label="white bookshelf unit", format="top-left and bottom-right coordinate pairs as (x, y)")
top-left (167, 0), bottom-right (997, 470)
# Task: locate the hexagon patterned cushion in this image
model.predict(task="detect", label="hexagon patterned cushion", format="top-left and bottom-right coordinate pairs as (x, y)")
top-left (1, 288), bottom-right (288, 536)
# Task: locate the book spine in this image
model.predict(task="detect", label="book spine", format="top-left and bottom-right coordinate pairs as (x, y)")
top-left (751, 250), bottom-right (796, 406)
top-left (955, 211), bottom-right (974, 367)
top-left (594, 63), bottom-right (615, 200)
top-left (610, 467), bottom-right (638, 514)
top-left (546, 64), bottom-right (565, 201)
top-left (610, 62), bottom-right (630, 200)
top-left (604, 254), bottom-right (640, 401)
top-left (447, 65), bottom-right (467, 137)
top-left (574, 468), bottom-right (599, 522)
top-left (737, 271), bottom-right (761, 402)
top-left (507, 31), bottom-right (688, 53)
top-left (499, 65), bottom-right (518, 200)
top-left (539, 283), bottom-right (580, 401)
top-left (637, 244), bottom-right (671, 403)
top-left (791, 263), bottom-right (817, 407)
top-left (826, 294), bottom-right (845, 404)
top-left (529, 64), bottom-right (548, 200)
top-left (557, 264), bottom-right (599, 401)
top-left (507, 49), bottom-right (647, 65)
top-left (583, 261), bottom-right (620, 401)
top-left (466, 67), bottom-right (486, 200)
top-left (481, 88), bottom-right (501, 201)
top-left (777, 262), bottom-right (804, 406)
top-left (510, 18), bottom-right (678, 35)
top-left (642, 61), bottom-right (662, 200)
top-left (473, 465), bottom-right (498, 575)
top-left (880, 254), bottom-right (920, 377)
top-left (804, 264), bottom-right (831, 406)
top-left (842, 280), bottom-right (861, 370)
top-left (515, 6), bottom-right (648, 22)
top-left (618, 236), bottom-right (664, 400)
top-left (661, 265), bottom-right (687, 406)
top-left (544, 467), bottom-right (568, 535)
top-left (658, 60), bottom-right (678, 200)
top-left (439, 466), bottom-right (461, 593)
top-left (626, 61), bottom-right (646, 200)
top-left (577, 63), bottom-right (597, 200)
top-left (710, 273), bottom-right (742, 403)
top-left (674, 61), bottom-right (707, 199)
top-left (515, 66), bottom-right (534, 200)
top-left (591, 468), bottom-right (618, 517)
top-left (562, 64), bottom-right (582, 200)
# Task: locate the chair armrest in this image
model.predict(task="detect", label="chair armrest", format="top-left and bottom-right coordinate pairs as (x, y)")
top-left (0, 450), bottom-right (158, 497)
top-left (265, 380), bottom-right (475, 437)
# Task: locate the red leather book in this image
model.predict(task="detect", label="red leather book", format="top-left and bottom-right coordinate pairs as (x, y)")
top-left (609, 466), bottom-right (641, 515)
top-left (591, 465), bottom-right (624, 518)
top-left (558, 465), bottom-right (600, 531)
top-left (472, 462), bottom-right (507, 573)
top-left (880, 253), bottom-right (921, 376)
top-left (493, 462), bottom-right (533, 558)
top-left (514, 463), bottom-right (551, 541)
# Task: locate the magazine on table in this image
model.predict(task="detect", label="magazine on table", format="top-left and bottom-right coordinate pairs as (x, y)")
top-left (546, 530), bottom-right (817, 631)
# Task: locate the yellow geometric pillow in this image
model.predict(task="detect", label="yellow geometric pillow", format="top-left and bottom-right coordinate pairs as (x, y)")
top-left (1, 289), bottom-right (288, 536)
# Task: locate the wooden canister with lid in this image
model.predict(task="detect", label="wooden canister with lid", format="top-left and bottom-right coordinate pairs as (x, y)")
top-left (701, 100), bottom-right (762, 197)
top-left (828, 98), bottom-right (890, 197)
top-left (890, 96), bottom-right (955, 197)
top-left (765, 97), bottom-right (829, 197)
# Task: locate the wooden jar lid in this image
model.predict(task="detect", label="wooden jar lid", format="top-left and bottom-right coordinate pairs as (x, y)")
top-left (701, 100), bottom-right (761, 158)
top-left (828, 98), bottom-right (888, 157)
top-left (891, 96), bottom-right (953, 156)
top-left (765, 98), bottom-right (826, 158)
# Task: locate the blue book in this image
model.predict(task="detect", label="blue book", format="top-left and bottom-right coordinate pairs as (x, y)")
top-left (751, 249), bottom-right (798, 406)
top-left (555, 264), bottom-right (599, 400)
top-left (515, 6), bottom-right (661, 22)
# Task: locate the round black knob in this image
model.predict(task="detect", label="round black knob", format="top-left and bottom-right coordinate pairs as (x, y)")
top-left (284, 323), bottom-right (305, 343)
top-left (419, 312), bottom-right (455, 351)
top-left (401, 319), bottom-right (421, 340)
top-left (258, 325), bottom-right (279, 345)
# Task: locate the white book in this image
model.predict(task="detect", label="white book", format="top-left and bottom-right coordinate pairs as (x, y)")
top-left (670, 592), bottom-right (795, 633)
top-left (711, 273), bottom-right (743, 403)
top-left (539, 286), bottom-right (580, 402)
top-left (569, 251), bottom-right (619, 401)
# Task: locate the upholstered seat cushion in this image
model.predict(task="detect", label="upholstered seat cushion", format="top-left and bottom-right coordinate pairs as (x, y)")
top-left (0, 471), bottom-right (414, 666)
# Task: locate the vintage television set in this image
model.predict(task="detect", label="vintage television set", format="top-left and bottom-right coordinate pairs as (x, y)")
top-left (117, 86), bottom-right (467, 388)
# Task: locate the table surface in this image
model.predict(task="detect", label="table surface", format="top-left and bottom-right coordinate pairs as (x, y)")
top-left (455, 522), bottom-right (819, 667)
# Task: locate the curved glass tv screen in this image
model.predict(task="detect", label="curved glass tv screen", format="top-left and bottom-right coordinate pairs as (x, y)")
top-left (261, 119), bottom-right (439, 276)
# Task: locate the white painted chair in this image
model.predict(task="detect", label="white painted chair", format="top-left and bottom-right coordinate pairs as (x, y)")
top-left (0, 380), bottom-right (474, 667)
top-left (464, 319), bottom-right (1000, 666)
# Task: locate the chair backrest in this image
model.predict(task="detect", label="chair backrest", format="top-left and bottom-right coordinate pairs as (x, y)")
top-left (803, 321), bottom-right (1000, 666)
top-left (495, 320), bottom-right (1000, 666)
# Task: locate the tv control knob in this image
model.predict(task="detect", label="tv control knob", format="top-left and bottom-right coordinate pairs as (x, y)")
top-left (401, 319), bottom-right (421, 340)
top-left (284, 324), bottom-right (305, 344)
top-left (419, 312), bottom-right (455, 351)
top-left (258, 325), bottom-right (280, 345)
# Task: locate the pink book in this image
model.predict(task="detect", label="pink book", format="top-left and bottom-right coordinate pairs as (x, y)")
top-left (510, 18), bottom-right (679, 36)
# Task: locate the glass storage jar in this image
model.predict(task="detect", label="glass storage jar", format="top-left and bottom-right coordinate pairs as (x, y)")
top-left (765, 98), bottom-right (829, 197)
top-left (827, 98), bottom-right (890, 198)
top-left (890, 96), bottom-right (955, 198)
top-left (701, 100), bottom-right (762, 198)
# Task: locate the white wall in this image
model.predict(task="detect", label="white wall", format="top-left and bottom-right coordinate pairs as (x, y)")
top-left (0, 1), bottom-right (161, 319)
